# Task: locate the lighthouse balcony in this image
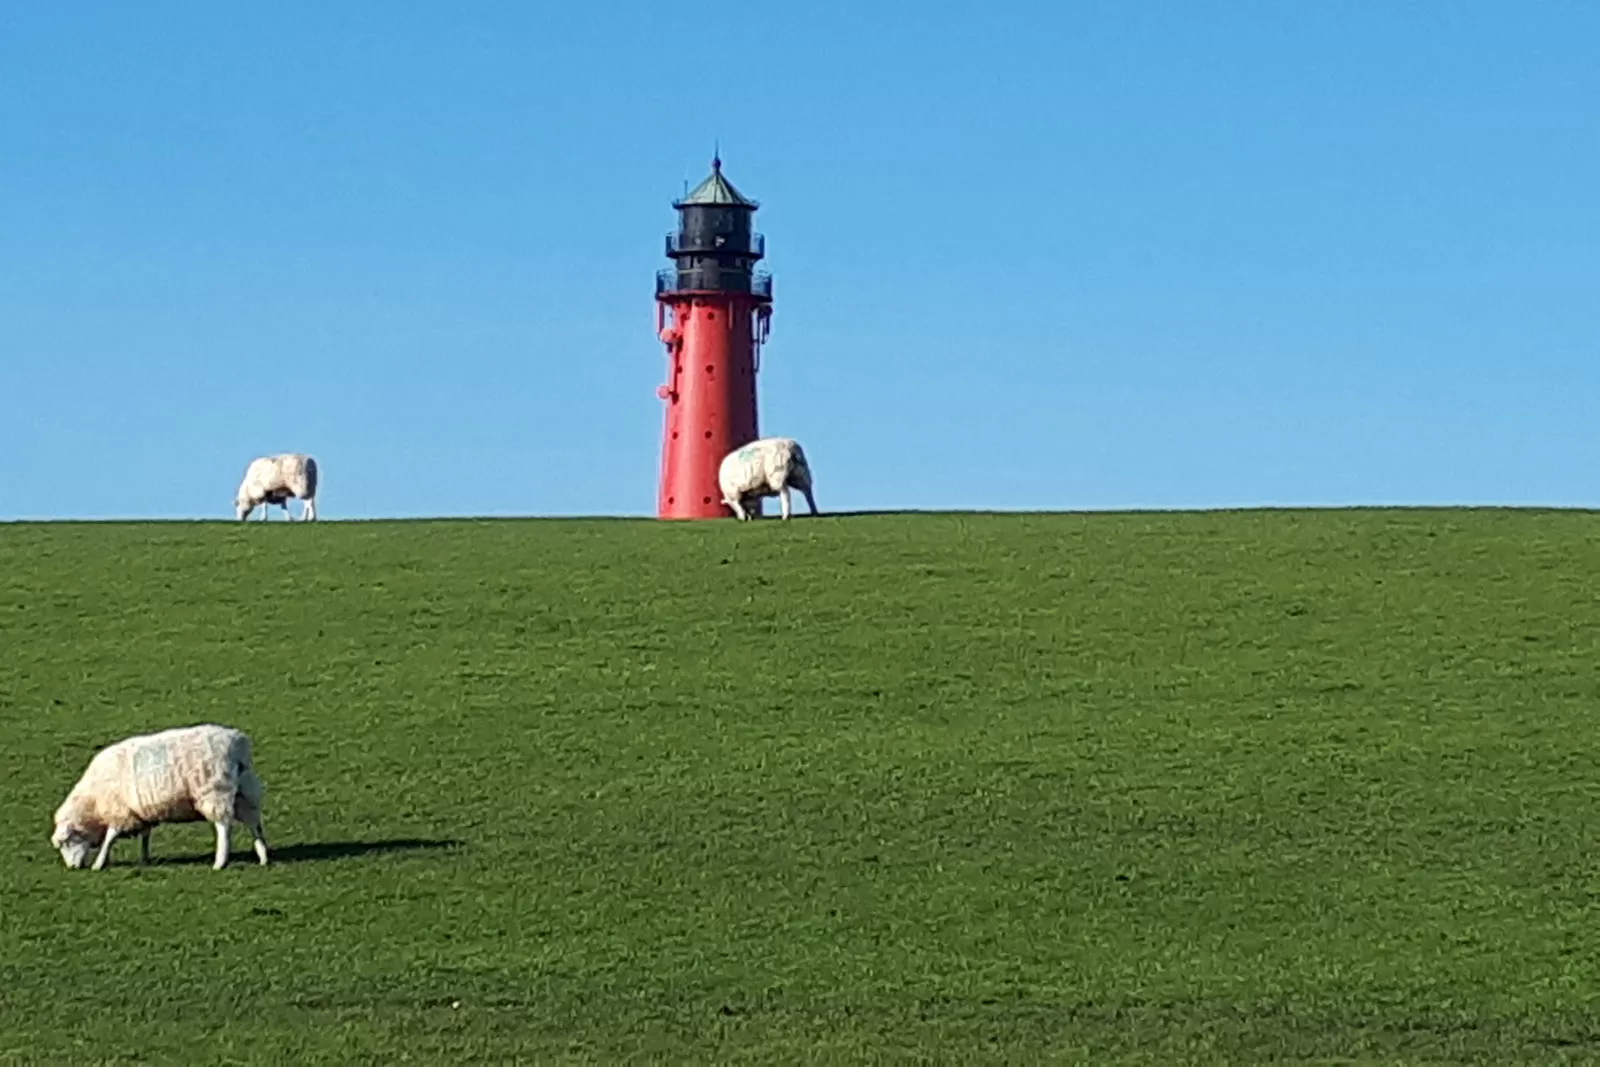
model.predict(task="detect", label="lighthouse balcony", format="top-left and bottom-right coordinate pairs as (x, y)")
top-left (665, 231), bottom-right (765, 257)
top-left (656, 268), bottom-right (773, 298)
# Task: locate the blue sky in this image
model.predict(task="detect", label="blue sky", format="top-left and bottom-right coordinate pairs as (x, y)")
top-left (2, 2), bottom-right (1595, 519)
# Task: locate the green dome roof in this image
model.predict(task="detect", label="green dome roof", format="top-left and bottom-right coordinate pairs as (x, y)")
top-left (675, 157), bottom-right (758, 208)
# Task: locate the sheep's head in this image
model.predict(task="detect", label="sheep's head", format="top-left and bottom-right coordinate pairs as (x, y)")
top-left (50, 821), bottom-right (102, 869)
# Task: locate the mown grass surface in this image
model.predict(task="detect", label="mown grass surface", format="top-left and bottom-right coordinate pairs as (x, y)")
top-left (3, 510), bottom-right (1600, 1064)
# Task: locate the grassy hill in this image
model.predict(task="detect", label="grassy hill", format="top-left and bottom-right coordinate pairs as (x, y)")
top-left (3, 510), bottom-right (1599, 1064)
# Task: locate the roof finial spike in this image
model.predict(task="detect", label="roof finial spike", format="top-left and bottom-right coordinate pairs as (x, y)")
top-left (712, 139), bottom-right (721, 170)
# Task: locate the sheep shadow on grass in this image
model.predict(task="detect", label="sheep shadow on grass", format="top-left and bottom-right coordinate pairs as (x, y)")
top-left (144, 837), bottom-right (463, 868)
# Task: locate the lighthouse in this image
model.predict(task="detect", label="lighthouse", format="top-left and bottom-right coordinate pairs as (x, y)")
top-left (654, 156), bottom-right (773, 519)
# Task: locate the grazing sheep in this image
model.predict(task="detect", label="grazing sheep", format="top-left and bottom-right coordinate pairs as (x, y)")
top-left (50, 724), bottom-right (270, 871)
top-left (718, 437), bottom-right (818, 521)
top-left (236, 453), bottom-right (318, 521)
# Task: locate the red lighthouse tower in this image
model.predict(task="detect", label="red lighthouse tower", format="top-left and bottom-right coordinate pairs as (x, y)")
top-left (654, 157), bottom-right (772, 519)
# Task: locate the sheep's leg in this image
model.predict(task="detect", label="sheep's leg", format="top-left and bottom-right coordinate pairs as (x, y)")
top-left (304, 497), bottom-right (316, 521)
top-left (779, 485), bottom-right (793, 521)
top-left (250, 816), bottom-right (270, 866)
top-left (802, 486), bottom-right (819, 515)
top-left (213, 821), bottom-right (232, 869)
top-left (232, 787), bottom-right (268, 865)
top-left (726, 496), bottom-right (746, 521)
top-left (91, 828), bottom-right (121, 871)
top-left (138, 829), bottom-right (151, 866)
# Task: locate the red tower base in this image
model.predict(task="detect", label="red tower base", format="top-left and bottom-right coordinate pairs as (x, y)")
top-left (656, 293), bottom-right (767, 519)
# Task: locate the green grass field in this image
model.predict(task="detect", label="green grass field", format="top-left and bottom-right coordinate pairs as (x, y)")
top-left (3, 510), bottom-right (1600, 1064)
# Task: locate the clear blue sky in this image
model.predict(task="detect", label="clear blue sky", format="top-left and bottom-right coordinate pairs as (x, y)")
top-left (3, 2), bottom-right (1595, 519)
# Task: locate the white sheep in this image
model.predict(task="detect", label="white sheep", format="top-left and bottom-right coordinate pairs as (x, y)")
top-left (718, 437), bottom-right (819, 521)
top-left (235, 453), bottom-right (318, 521)
top-left (50, 723), bottom-right (270, 871)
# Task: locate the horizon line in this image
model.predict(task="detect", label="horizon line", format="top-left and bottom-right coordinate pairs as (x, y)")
top-left (2, 502), bottom-right (1597, 525)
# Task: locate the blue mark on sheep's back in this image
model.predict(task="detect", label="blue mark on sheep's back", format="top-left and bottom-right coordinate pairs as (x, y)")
top-left (132, 741), bottom-right (171, 782)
